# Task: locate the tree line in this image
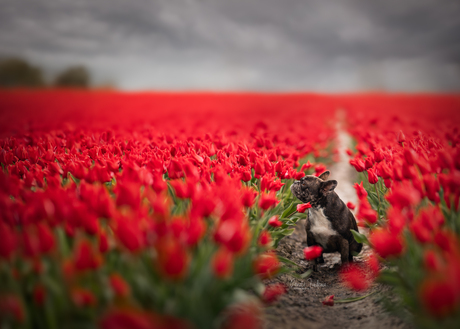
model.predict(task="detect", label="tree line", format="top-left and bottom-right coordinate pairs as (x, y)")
top-left (0, 57), bottom-right (92, 88)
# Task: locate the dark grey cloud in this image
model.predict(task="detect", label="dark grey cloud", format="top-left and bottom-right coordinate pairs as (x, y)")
top-left (0, 0), bottom-right (459, 91)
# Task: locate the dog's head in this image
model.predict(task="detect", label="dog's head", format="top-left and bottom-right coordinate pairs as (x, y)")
top-left (290, 171), bottom-right (337, 205)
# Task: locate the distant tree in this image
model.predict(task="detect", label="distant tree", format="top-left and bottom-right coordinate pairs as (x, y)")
top-left (0, 57), bottom-right (45, 88)
top-left (54, 66), bottom-right (90, 88)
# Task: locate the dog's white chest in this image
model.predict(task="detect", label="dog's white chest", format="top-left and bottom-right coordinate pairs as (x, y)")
top-left (308, 207), bottom-right (337, 248)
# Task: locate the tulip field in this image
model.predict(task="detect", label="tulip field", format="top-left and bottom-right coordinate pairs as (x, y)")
top-left (0, 91), bottom-right (460, 329)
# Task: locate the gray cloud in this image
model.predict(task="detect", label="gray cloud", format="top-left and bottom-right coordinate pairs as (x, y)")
top-left (1, 0), bottom-right (459, 91)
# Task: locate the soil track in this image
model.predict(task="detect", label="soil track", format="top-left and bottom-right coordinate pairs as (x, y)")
top-left (263, 118), bottom-right (411, 329)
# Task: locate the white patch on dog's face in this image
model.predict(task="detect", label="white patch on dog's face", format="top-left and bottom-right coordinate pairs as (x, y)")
top-left (308, 207), bottom-right (338, 249)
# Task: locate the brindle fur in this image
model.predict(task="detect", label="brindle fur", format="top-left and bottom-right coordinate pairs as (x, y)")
top-left (291, 171), bottom-right (362, 271)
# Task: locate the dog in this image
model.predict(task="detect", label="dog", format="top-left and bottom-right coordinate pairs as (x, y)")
top-left (290, 171), bottom-right (362, 271)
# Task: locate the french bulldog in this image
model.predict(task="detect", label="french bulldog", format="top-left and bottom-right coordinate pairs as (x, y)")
top-left (290, 171), bottom-right (362, 271)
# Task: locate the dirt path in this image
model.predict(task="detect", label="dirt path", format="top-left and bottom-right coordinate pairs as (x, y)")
top-left (263, 117), bottom-right (410, 329)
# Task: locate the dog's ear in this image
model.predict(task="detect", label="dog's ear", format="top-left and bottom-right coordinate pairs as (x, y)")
top-left (318, 171), bottom-right (330, 181)
top-left (320, 180), bottom-right (337, 195)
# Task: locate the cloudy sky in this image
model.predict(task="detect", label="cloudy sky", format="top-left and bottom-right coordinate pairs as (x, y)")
top-left (1, 0), bottom-right (460, 91)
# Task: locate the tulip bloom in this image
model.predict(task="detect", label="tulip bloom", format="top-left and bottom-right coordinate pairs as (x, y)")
top-left (0, 222), bottom-right (16, 259)
top-left (423, 250), bottom-right (442, 272)
top-left (300, 161), bottom-right (313, 172)
top-left (109, 273), bottom-right (131, 298)
top-left (253, 252), bottom-right (280, 279)
top-left (397, 130), bottom-right (406, 145)
top-left (0, 294), bottom-right (25, 323)
top-left (296, 203), bottom-right (312, 213)
top-left (420, 278), bottom-right (457, 318)
top-left (74, 239), bottom-right (101, 271)
top-left (346, 202), bottom-right (356, 210)
top-left (322, 295), bottom-right (334, 306)
top-left (156, 238), bottom-right (190, 280)
top-left (258, 192), bottom-right (279, 210)
top-left (212, 247), bottom-right (234, 279)
top-left (369, 229), bottom-right (404, 259)
top-left (304, 246), bottom-right (322, 260)
top-left (268, 215), bottom-right (283, 228)
top-left (367, 167), bottom-right (378, 184)
top-left (71, 288), bottom-right (97, 307)
top-left (98, 308), bottom-right (157, 329)
top-left (258, 230), bottom-right (272, 247)
top-left (223, 301), bottom-right (263, 329)
top-left (262, 283), bottom-right (287, 304)
top-left (349, 158), bottom-right (366, 172)
top-left (353, 182), bottom-right (368, 200)
top-left (339, 263), bottom-right (370, 291)
top-left (241, 188), bottom-right (257, 207)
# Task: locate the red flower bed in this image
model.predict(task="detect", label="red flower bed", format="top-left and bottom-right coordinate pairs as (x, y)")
top-left (0, 90), bottom-right (336, 328)
top-left (343, 94), bottom-right (460, 327)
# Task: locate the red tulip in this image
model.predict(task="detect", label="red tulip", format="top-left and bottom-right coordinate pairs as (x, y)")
top-left (294, 171), bottom-right (305, 180)
top-left (156, 238), bottom-right (190, 280)
top-left (262, 283), bottom-right (287, 304)
top-left (98, 308), bottom-right (157, 329)
top-left (0, 222), bottom-right (16, 259)
top-left (369, 229), bottom-right (404, 259)
top-left (366, 253), bottom-right (380, 278)
top-left (301, 161), bottom-right (313, 172)
top-left (303, 246), bottom-right (322, 260)
top-left (212, 247), bottom-right (234, 279)
top-left (340, 263), bottom-right (370, 291)
top-left (268, 215), bottom-right (283, 228)
top-left (315, 164), bottom-right (327, 175)
top-left (258, 230), bottom-right (272, 247)
top-left (364, 156), bottom-right (374, 170)
top-left (349, 158), bottom-right (366, 172)
top-left (420, 278), bottom-right (457, 318)
top-left (115, 217), bottom-right (143, 252)
top-left (356, 199), bottom-right (377, 224)
top-left (424, 250), bottom-right (442, 272)
top-left (296, 203), bottom-right (312, 213)
top-left (241, 170), bottom-right (252, 182)
top-left (241, 188), bottom-right (257, 207)
top-left (99, 231), bottom-right (109, 253)
top-left (0, 294), bottom-right (25, 323)
top-left (109, 273), bottom-right (130, 298)
top-left (346, 202), bottom-right (356, 210)
top-left (373, 149), bottom-right (385, 163)
top-left (71, 288), bottom-right (97, 307)
top-left (397, 130), bottom-right (406, 145)
top-left (353, 182), bottom-right (368, 200)
top-left (222, 301), bottom-right (263, 329)
top-left (367, 167), bottom-right (378, 184)
top-left (322, 295), bottom-right (334, 306)
top-left (37, 223), bottom-right (55, 254)
top-left (258, 192), bottom-right (279, 210)
top-left (74, 239), bottom-right (101, 271)
top-left (386, 182), bottom-right (421, 209)
top-left (116, 182), bottom-right (140, 209)
top-left (253, 252), bottom-right (280, 279)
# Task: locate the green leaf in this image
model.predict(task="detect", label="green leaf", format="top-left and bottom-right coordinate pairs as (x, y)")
top-left (280, 203), bottom-right (297, 218)
top-left (278, 256), bottom-right (300, 268)
top-left (334, 291), bottom-right (377, 303)
top-left (377, 269), bottom-right (402, 286)
top-left (299, 269), bottom-right (312, 279)
top-left (350, 229), bottom-right (369, 244)
top-left (282, 228), bottom-right (295, 236)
